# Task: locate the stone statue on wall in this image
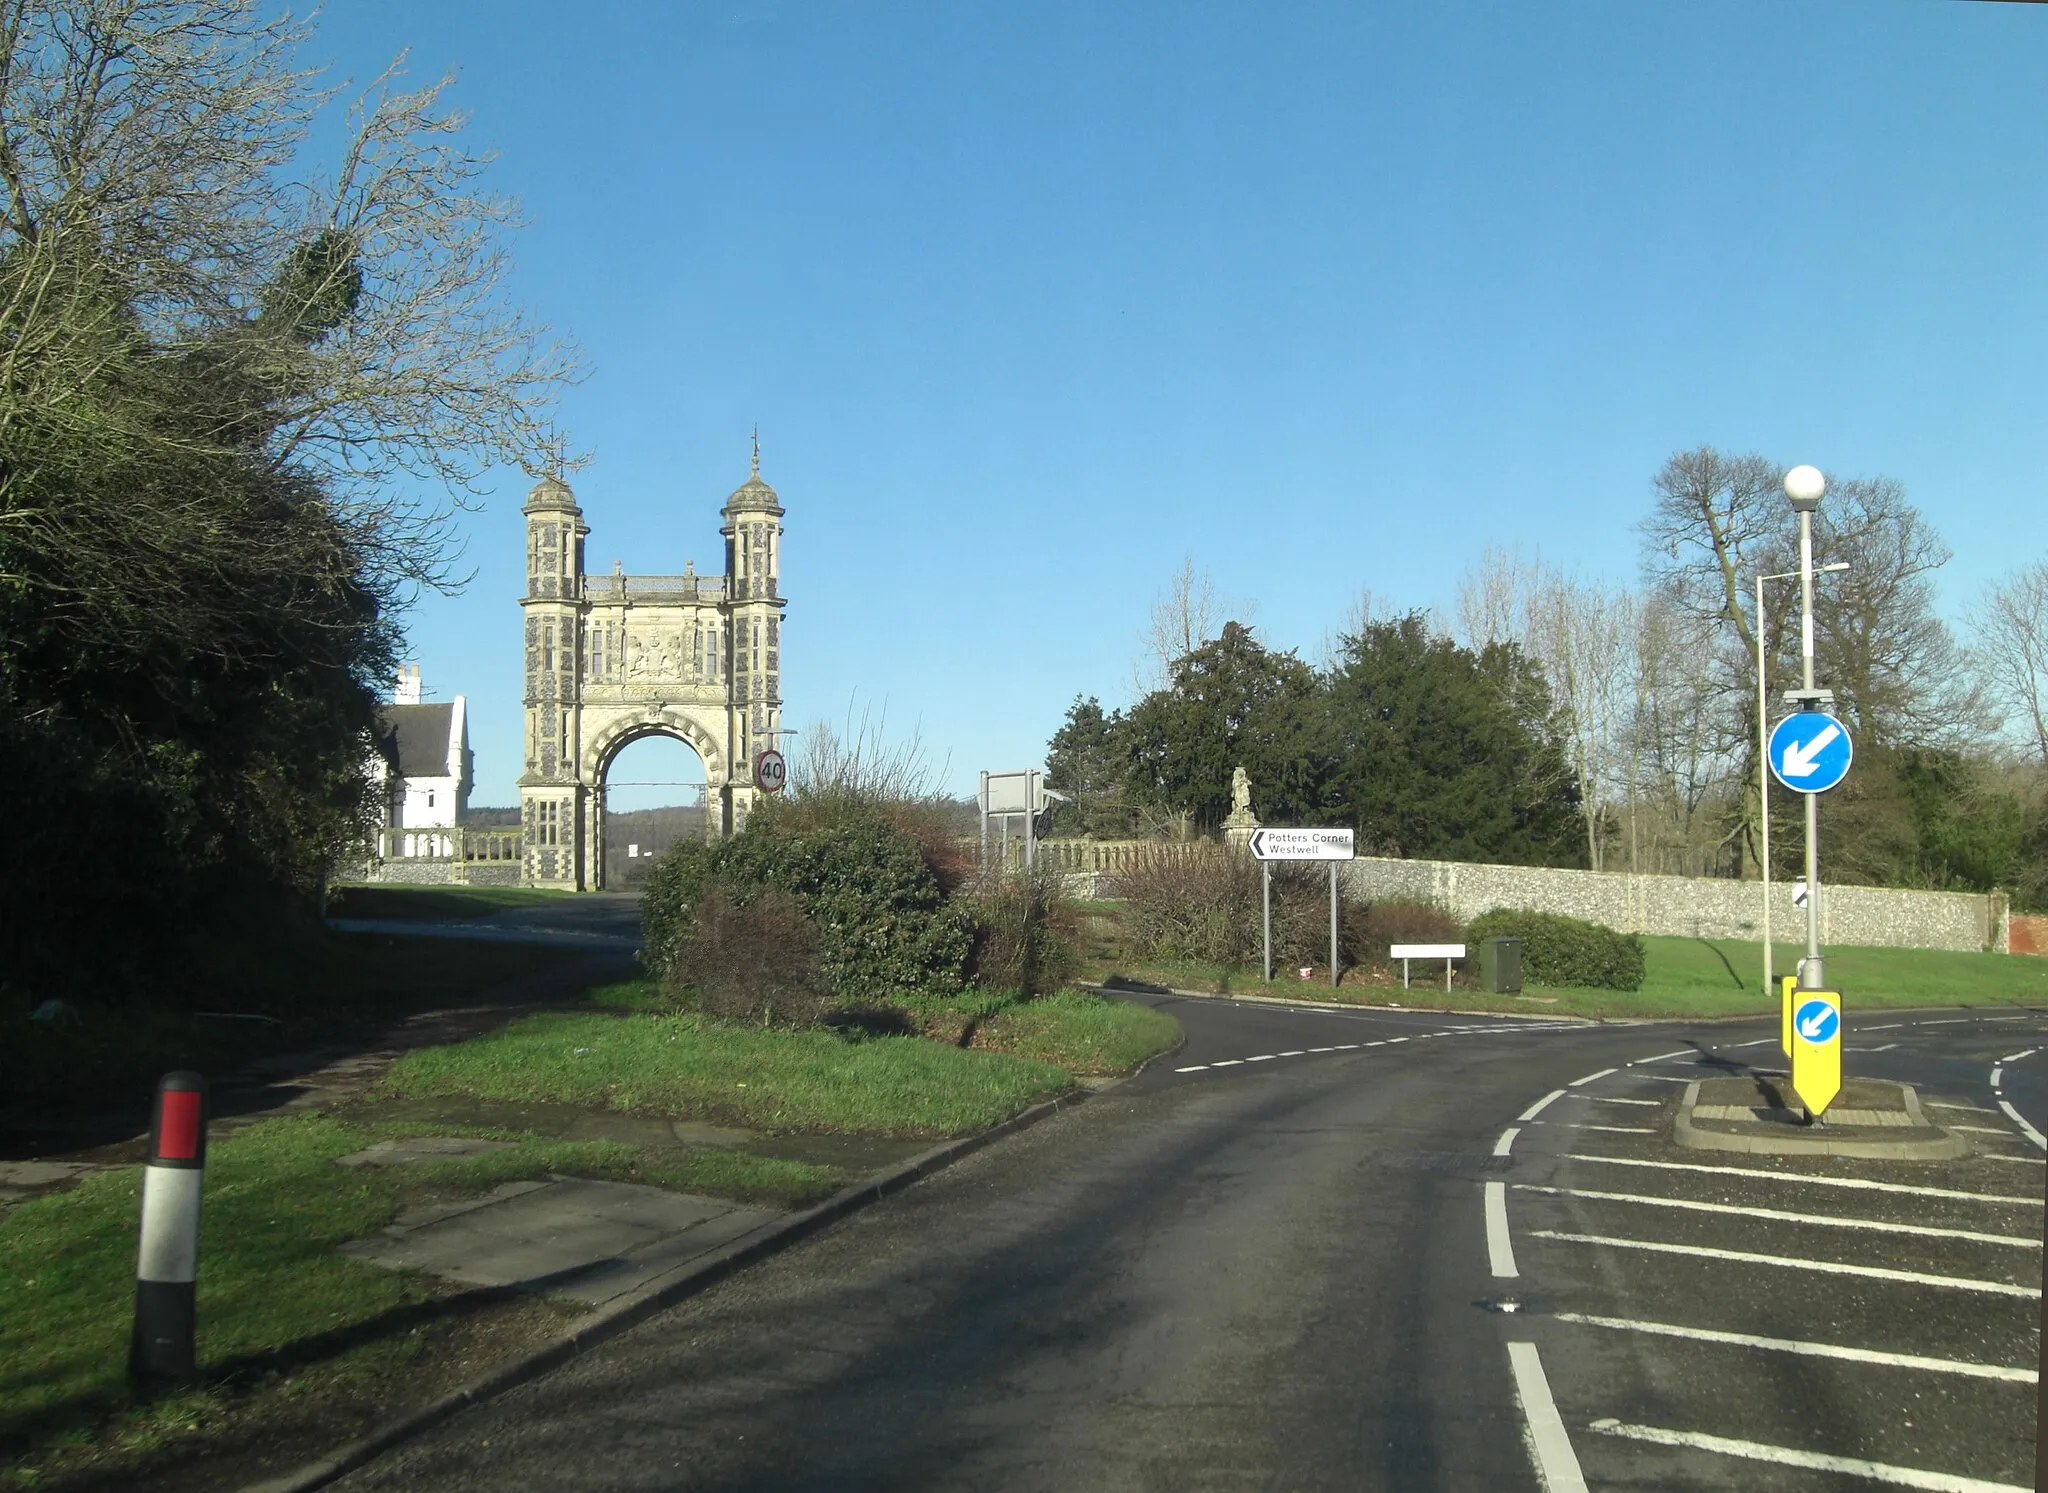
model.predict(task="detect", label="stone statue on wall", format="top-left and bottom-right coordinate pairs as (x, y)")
top-left (1224, 764), bottom-right (1259, 853)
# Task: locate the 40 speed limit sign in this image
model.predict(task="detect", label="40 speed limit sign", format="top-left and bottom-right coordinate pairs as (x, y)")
top-left (754, 749), bottom-right (786, 793)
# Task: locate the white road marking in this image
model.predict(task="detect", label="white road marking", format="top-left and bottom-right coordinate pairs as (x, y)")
top-left (1518, 1090), bottom-right (1566, 1121)
top-left (1922, 1017), bottom-right (1978, 1025)
top-left (1991, 1066), bottom-right (2004, 1087)
top-left (1494, 1128), bottom-right (1520, 1158)
top-left (1567, 1067), bottom-right (1617, 1088)
top-left (1307, 1047), bottom-right (1335, 1053)
top-left (1723, 1038), bottom-right (1776, 1048)
top-left (1586, 1418), bottom-right (2028, 1492)
top-left (1926, 1101), bottom-right (1994, 1112)
top-left (1211, 1059), bottom-right (1243, 1067)
top-left (1631, 1050), bottom-right (1696, 1064)
top-left (1979, 1153), bottom-right (2047, 1165)
top-left (1385, 1037), bottom-right (1409, 1044)
top-left (1246, 1055), bottom-right (1275, 1062)
top-left (1485, 1182), bottom-right (1518, 1277)
top-left (2005, 1049), bottom-right (2041, 1063)
top-left (1569, 1154), bottom-right (2041, 1206)
top-left (1997, 1099), bottom-right (2047, 1150)
top-left (1278, 1051), bottom-right (1305, 1057)
top-left (1516, 1184), bottom-right (2038, 1249)
top-left (1556, 1312), bottom-right (2035, 1383)
top-left (1857, 1043), bottom-right (1900, 1052)
top-left (1949, 1125), bottom-right (2028, 1139)
top-left (1173, 1065), bottom-right (1209, 1073)
top-left (1628, 1074), bottom-right (1693, 1084)
top-left (1530, 1230), bottom-right (2039, 1298)
top-left (1334, 1044), bottom-right (1360, 1050)
top-left (1364, 1041), bottom-right (1387, 1048)
top-left (1539, 1122), bottom-right (1656, 1134)
top-left (1583, 1096), bottom-right (1661, 1106)
top-left (1507, 1343), bottom-right (1588, 1493)
top-left (1860, 1022), bottom-right (1906, 1031)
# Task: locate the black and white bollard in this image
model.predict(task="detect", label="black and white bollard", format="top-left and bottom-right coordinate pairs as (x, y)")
top-left (130, 1071), bottom-right (207, 1391)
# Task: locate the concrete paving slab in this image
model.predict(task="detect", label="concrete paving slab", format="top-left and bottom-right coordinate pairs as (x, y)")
top-left (334, 1136), bottom-right (517, 1167)
top-left (338, 1176), bottom-right (783, 1306)
top-left (0, 1160), bottom-right (91, 1186)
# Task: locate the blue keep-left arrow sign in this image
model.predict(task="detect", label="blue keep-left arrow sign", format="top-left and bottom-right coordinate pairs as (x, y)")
top-left (1769, 711), bottom-right (1854, 794)
top-left (1794, 998), bottom-right (1840, 1044)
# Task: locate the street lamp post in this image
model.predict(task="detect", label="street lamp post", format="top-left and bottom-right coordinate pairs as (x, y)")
top-left (1754, 558), bottom-right (1849, 997)
top-left (1783, 464), bottom-right (1829, 991)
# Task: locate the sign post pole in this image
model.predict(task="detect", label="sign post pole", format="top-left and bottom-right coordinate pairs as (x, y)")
top-left (1329, 863), bottom-right (1340, 989)
top-left (1261, 862), bottom-right (1273, 983)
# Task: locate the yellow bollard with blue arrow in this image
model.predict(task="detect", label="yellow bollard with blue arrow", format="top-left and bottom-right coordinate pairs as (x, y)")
top-left (1790, 989), bottom-right (1842, 1120)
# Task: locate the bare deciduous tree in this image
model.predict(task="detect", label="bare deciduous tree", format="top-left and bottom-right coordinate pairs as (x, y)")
top-left (1973, 559), bottom-right (2048, 767)
top-left (1137, 555), bottom-right (1237, 693)
top-left (0, 0), bottom-right (581, 621)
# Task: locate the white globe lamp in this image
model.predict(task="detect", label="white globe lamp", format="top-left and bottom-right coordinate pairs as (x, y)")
top-left (1784, 464), bottom-right (1826, 512)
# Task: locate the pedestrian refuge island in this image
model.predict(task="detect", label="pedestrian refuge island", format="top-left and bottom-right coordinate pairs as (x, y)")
top-left (1390, 943), bottom-right (1465, 991)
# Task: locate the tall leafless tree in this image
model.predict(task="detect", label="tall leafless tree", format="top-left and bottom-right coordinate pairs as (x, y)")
top-left (1973, 559), bottom-right (2048, 768)
top-left (0, 0), bottom-right (582, 636)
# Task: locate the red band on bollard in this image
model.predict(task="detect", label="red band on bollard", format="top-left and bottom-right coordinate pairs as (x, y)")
top-left (156, 1090), bottom-right (202, 1160)
top-left (147, 1072), bottom-right (208, 1168)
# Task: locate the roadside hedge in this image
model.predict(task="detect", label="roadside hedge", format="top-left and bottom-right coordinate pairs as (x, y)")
top-left (1467, 908), bottom-right (1645, 991)
top-left (641, 809), bottom-right (973, 1005)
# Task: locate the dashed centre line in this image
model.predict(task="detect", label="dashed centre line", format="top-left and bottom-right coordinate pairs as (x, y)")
top-left (1506, 1343), bottom-right (1588, 1492)
top-left (1518, 1090), bottom-right (1566, 1122)
top-left (1996, 1100), bottom-right (2047, 1151)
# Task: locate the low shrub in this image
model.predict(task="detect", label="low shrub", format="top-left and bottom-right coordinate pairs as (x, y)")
top-left (1110, 846), bottom-right (1330, 967)
top-left (668, 886), bottom-right (831, 1028)
top-left (1466, 907), bottom-right (1645, 990)
top-left (961, 861), bottom-right (1080, 996)
top-left (640, 806), bottom-right (972, 1004)
top-left (1340, 900), bottom-right (1467, 975)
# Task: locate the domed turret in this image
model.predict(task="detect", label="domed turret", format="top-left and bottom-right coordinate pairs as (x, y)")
top-left (523, 472), bottom-right (580, 514)
top-left (721, 435), bottom-right (784, 517)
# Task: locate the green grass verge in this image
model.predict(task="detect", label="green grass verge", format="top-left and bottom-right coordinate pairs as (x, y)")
top-left (0, 1113), bottom-right (835, 1472)
top-left (369, 1010), bottom-right (1080, 1136)
top-left (964, 990), bottom-right (1181, 1073)
top-left (324, 884), bottom-right (580, 920)
top-left (587, 977), bottom-right (1181, 1078)
top-left (1089, 935), bottom-right (2048, 1020)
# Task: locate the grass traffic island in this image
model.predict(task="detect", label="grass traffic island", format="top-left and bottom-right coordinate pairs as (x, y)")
top-left (0, 978), bottom-right (1179, 1490)
top-left (1088, 932), bottom-right (2048, 1021)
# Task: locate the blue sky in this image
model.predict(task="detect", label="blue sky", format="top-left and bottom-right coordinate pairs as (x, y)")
top-left (310, 1), bottom-right (2048, 810)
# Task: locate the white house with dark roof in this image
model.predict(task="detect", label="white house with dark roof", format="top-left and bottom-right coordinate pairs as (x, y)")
top-left (371, 663), bottom-right (472, 850)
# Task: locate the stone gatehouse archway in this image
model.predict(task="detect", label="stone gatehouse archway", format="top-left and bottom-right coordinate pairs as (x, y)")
top-left (516, 450), bottom-right (786, 889)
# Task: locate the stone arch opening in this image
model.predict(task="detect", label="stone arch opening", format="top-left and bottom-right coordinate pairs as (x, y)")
top-left (587, 716), bottom-right (723, 890)
top-left (596, 730), bottom-right (708, 889)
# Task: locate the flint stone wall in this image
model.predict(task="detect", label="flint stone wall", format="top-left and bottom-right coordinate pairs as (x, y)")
top-left (1050, 840), bottom-right (2007, 953)
top-left (1338, 855), bottom-right (2005, 953)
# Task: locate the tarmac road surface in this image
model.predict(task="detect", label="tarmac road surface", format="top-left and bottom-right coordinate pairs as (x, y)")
top-left (326, 994), bottom-right (2048, 1493)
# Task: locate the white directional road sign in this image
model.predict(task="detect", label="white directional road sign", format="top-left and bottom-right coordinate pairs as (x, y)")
top-left (1768, 710), bottom-right (1854, 794)
top-left (1249, 827), bottom-right (1355, 862)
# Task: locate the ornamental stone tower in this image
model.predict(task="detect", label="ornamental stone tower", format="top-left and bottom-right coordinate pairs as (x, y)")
top-left (517, 446), bottom-right (787, 889)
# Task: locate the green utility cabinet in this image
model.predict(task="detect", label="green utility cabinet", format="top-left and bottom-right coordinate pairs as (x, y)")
top-left (1478, 936), bottom-right (1523, 994)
